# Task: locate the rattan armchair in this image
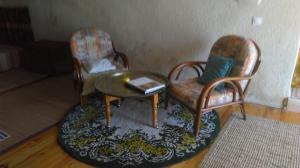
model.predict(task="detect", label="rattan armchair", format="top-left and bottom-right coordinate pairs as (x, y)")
top-left (70, 28), bottom-right (129, 106)
top-left (165, 35), bottom-right (261, 136)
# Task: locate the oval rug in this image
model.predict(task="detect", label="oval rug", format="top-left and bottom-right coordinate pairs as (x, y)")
top-left (58, 98), bottom-right (220, 168)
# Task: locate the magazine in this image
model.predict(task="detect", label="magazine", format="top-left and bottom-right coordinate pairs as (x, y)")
top-left (126, 77), bottom-right (165, 94)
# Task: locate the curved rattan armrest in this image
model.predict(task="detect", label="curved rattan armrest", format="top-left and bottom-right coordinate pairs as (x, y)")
top-left (168, 61), bottom-right (207, 81)
top-left (197, 76), bottom-right (253, 110)
top-left (114, 51), bottom-right (130, 69)
top-left (72, 57), bottom-right (84, 92)
top-left (112, 42), bottom-right (129, 69)
top-left (73, 57), bottom-right (83, 82)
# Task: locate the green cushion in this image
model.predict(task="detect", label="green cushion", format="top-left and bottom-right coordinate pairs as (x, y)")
top-left (199, 55), bottom-right (235, 90)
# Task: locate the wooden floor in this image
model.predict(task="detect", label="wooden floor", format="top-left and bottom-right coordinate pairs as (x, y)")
top-left (0, 103), bottom-right (300, 168)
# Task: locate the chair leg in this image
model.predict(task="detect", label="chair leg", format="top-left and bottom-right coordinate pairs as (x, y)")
top-left (194, 111), bottom-right (202, 136)
top-left (117, 98), bottom-right (121, 107)
top-left (80, 95), bottom-right (87, 107)
top-left (164, 92), bottom-right (169, 110)
top-left (73, 79), bottom-right (77, 90)
top-left (239, 102), bottom-right (246, 120)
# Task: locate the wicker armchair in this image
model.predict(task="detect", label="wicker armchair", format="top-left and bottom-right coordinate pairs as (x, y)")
top-left (70, 28), bottom-right (129, 106)
top-left (165, 35), bottom-right (261, 136)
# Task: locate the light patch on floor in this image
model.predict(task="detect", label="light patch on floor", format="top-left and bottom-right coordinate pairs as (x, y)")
top-left (291, 53), bottom-right (300, 87)
top-left (286, 88), bottom-right (300, 113)
top-left (0, 69), bottom-right (47, 94)
top-left (0, 130), bottom-right (10, 142)
top-left (0, 75), bottom-right (79, 153)
top-left (291, 87), bottom-right (300, 99)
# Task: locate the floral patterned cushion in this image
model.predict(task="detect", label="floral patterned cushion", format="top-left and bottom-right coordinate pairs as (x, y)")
top-left (169, 78), bottom-right (238, 110)
top-left (71, 28), bottom-right (114, 62)
top-left (209, 35), bottom-right (259, 90)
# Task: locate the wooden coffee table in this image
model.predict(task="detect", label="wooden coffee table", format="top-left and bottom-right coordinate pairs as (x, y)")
top-left (94, 70), bottom-right (167, 128)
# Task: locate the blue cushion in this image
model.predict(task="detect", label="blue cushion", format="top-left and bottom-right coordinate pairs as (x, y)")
top-left (199, 56), bottom-right (235, 90)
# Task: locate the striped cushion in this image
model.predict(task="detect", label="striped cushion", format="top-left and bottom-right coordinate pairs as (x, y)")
top-left (169, 78), bottom-right (238, 110)
top-left (71, 28), bottom-right (114, 62)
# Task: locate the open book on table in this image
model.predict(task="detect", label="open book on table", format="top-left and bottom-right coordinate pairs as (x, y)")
top-left (126, 77), bottom-right (165, 94)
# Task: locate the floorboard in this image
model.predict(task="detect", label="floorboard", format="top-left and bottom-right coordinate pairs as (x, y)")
top-left (0, 103), bottom-right (299, 168)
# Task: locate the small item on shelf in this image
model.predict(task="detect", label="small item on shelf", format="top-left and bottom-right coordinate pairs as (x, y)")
top-left (126, 77), bottom-right (165, 94)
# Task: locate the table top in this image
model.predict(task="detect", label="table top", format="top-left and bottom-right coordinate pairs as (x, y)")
top-left (95, 70), bottom-right (167, 98)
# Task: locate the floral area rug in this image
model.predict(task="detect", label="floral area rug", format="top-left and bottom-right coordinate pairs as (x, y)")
top-left (58, 98), bottom-right (220, 168)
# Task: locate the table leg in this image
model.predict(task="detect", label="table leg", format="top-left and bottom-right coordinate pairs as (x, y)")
top-left (152, 94), bottom-right (159, 128)
top-left (99, 96), bottom-right (102, 113)
top-left (105, 95), bottom-right (111, 128)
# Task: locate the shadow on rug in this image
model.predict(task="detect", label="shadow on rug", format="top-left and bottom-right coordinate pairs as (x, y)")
top-left (58, 98), bottom-right (220, 168)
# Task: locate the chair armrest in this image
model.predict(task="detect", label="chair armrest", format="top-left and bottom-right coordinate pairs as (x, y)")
top-left (114, 51), bottom-right (130, 69)
top-left (73, 58), bottom-right (83, 81)
top-left (168, 61), bottom-right (207, 81)
top-left (197, 76), bottom-right (253, 110)
top-left (72, 57), bottom-right (84, 92)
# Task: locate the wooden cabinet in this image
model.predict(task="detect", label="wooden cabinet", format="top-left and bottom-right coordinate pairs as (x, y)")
top-left (23, 40), bottom-right (72, 75)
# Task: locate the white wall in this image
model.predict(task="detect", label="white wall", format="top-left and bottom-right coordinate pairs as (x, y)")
top-left (2, 0), bottom-right (300, 108)
top-left (0, 0), bottom-right (28, 6)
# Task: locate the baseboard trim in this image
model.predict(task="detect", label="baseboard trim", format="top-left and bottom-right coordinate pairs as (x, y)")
top-left (286, 98), bottom-right (300, 113)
